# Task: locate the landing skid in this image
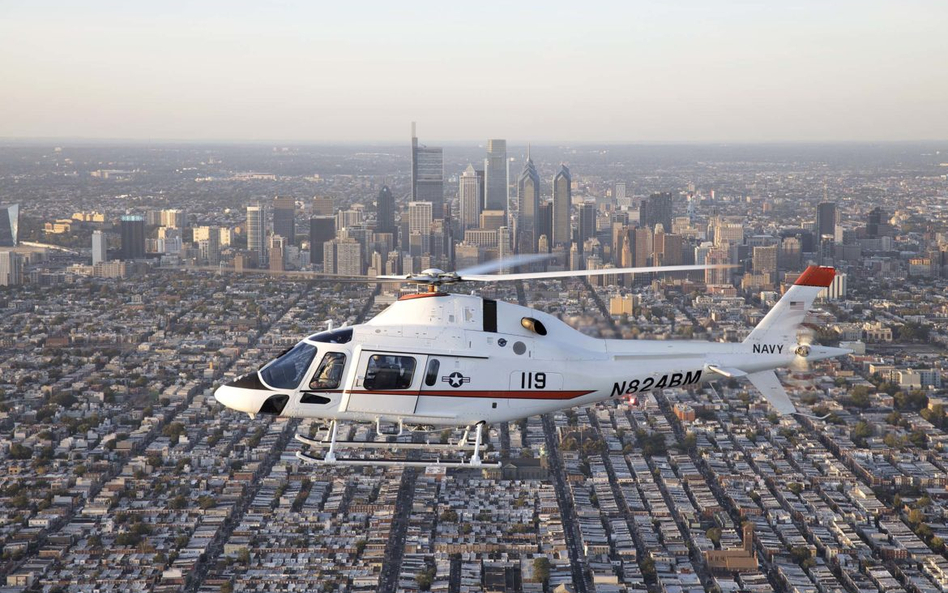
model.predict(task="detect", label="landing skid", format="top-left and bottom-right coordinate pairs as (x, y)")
top-left (295, 421), bottom-right (500, 468)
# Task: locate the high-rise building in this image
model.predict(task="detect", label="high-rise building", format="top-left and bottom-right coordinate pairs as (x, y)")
top-left (273, 197), bottom-right (296, 245)
top-left (459, 165), bottom-right (482, 232)
top-left (120, 215), bottom-right (145, 260)
top-left (313, 196), bottom-right (334, 216)
top-left (615, 182), bottom-right (630, 208)
top-left (497, 226), bottom-right (511, 267)
top-left (632, 226), bottom-right (653, 267)
top-left (480, 210), bottom-right (506, 232)
top-left (817, 202), bottom-right (838, 238)
top-left (92, 230), bottom-right (107, 265)
top-left (640, 192), bottom-right (673, 234)
top-left (160, 209), bottom-right (185, 229)
top-left (408, 201), bottom-right (433, 235)
top-left (411, 123), bottom-right (444, 219)
top-left (705, 246), bottom-right (731, 285)
top-left (309, 216), bottom-right (336, 265)
top-left (868, 207), bottom-right (889, 238)
top-left (752, 245), bottom-right (778, 279)
top-left (246, 205), bottom-right (266, 267)
top-left (376, 185), bottom-right (396, 237)
top-left (0, 251), bottom-right (22, 286)
top-left (200, 228), bottom-right (220, 266)
top-left (0, 204), bottom-right (19, 247)
top-left (324, 238), bottom-right (362, 275)
top-left (553, 165), bottom-right (572, 247)
top-left (270, 235), bottom-right (286, 272)
top-left (537, 201), bottom-right (552, 254)
top-left (484, 139), bottom-right (508, 213)
top-left (578, 203), bottom-right (597, 249)
top-left (517, 147), bottom-right (541, 254)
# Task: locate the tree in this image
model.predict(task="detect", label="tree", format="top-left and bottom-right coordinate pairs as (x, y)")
top-left (706, 527), bottom-right (722, 547)
top-left (908, 508), bottom-right (925, 526)
top-left (852, 421), bottom-right (874, 447)
top-left (8, 443), bottom-right (32, 460)
top-left (790, 546), bottom-right (812, 564)
top-left (415, 566), bottom-right (436, 591)
top-left (908, 430), bottom-right (928, 449)
top-left (788, 482), bottom-right (804, 495)
top-left (220, 582), bottom-right (234, 593)
top-left (532, 557), bottom-right (551, 583)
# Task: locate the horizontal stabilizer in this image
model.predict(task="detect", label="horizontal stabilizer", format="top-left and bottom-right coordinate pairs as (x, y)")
top-left (708, 365), bottom-right (748, 378)
top-left (746, 370), bottom-right (796, 415)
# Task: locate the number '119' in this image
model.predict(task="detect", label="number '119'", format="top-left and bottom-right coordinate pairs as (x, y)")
top-left (520, 372), bottom-right (546, 389)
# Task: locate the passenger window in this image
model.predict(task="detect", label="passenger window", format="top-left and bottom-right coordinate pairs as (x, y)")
top-left (425, 359), bottom-right (440, 386)
top-left (364, 355), bottom-right (416, 390)
top-left (308, 352), bottom-right (346, 390)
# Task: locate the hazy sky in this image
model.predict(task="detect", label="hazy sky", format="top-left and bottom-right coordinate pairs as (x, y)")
top-left (1, 1), bottom-right (946, 143)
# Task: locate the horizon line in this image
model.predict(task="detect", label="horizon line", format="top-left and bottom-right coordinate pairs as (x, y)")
top-left (2, 137), bottom-right (947, 148)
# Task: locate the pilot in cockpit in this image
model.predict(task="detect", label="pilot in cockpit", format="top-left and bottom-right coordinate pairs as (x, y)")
top-left (309, 352), bottom-right (346, 390)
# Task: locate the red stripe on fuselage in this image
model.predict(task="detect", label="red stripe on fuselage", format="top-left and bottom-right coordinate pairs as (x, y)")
top-left (335, 389), bottom-right (595, 400)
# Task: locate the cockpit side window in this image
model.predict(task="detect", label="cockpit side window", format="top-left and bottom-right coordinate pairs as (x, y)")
top-left (424, 359), bottom-right (440, 387)
top-left (364, 355), bottom-right (416, 390)
top-left (259, 343), bottom-right (317, 389)
top-left (309, 352), bottom-right (347, 390)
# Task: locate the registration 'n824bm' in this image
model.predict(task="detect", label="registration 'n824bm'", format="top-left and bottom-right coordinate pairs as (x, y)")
top-left (611, 370), bottom-right (702, 397)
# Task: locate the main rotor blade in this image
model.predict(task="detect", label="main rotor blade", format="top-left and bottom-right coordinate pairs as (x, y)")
top-left (455, 253), bottom-right (554, 277)
top-left (463, 264), bottom-right (732, 282)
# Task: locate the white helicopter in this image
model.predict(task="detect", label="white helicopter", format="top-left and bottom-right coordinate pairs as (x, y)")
top-left (214, 256), bottom-right (848, 467)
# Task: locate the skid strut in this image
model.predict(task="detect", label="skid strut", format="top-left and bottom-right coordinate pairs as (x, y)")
top-left (294, 421), bottom-right (500, 468)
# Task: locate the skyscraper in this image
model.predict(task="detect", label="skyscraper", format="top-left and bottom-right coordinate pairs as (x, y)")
top-left (160, 209), bottom-right (185, 229)
top-left (816, 202), bottom-right (837, 238)
top-left (0, 251), bottom-right (21, 287)
top-left (578, 203), bottom-right (597, 249)
top-left (376, 185), bottom-right (396, 237)
top-left (309, 216), bottom-right (335, 265)
top-left (269, 235), bottom-right (286, 272)
top-left (484, 139), bottom-right (508, 213)
top-left (553, 165), bottom-right (571, 247)
top-left (640, 192), bottom-right (673, 234)
top-left (324, 238), bottom-right (362, 275)
top-left (459, 165), bottom-right (482, 232)
top-left (517, 147), bottom-right (541, 254)
top-left (273, 197), bottom-right (296, 245)
top-left (537, 201), bottom-right (552, 254)
top-left (120, 215), bottom-right (145, 260)
top-left (411, 123), bottom-right (444, 219)
top-left (0, 204), bottom-right (19, 247)
top-left (408, 201), bottom-right (433, 235)
top-left (92, 230), bottom-right (107, 265)
top-left (246, 205), bottom-right (266, 267)
top-left (313, 196), bottom-right (334, 216)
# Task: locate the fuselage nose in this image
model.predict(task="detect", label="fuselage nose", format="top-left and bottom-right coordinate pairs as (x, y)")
top-left (214, 373), bottom-right (289, 415)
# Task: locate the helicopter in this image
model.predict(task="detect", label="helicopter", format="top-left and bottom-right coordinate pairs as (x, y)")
top-left (214, 256), bottom-right (848, 467)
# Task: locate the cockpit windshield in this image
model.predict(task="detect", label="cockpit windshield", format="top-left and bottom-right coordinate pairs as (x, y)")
top-left (259, 342), bottom-right (317, 389)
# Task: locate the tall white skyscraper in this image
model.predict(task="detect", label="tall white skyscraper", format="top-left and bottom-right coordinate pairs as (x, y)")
top-left (459, 164), bottom-right (482, 232)
top-left (553, 165), bottom-right (572, 247)
top-left (246, 204), bottom-right (266, 267)
top-left (484, 139), bottom-right (508, 214)
top-left (92, 230), bottom-right (107, 265)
